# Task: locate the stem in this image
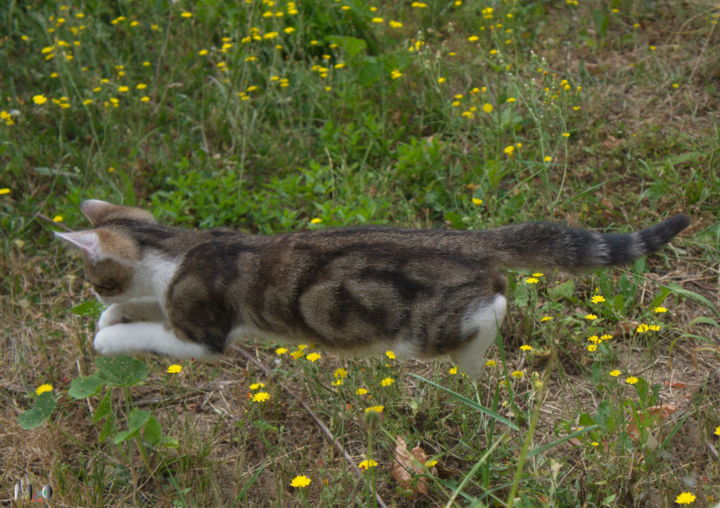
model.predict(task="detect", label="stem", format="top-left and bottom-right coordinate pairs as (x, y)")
top-left (506, 354), bottom-right (555, 507)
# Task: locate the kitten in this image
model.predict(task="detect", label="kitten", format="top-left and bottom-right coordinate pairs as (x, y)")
top-left (55, 200), bottom-right (689, 377)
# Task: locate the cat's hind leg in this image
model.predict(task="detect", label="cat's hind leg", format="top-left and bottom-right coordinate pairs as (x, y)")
top-left (450, 294), bottom-right (507, 378)
top-left (94, 322), bottom-right (213, 359)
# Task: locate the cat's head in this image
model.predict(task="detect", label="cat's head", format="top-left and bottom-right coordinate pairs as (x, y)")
top-left (55, 200), bottom-right (157, 303)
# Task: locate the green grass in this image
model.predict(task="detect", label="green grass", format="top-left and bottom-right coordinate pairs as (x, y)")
top-left (2, 0), bottom-right (719, 506)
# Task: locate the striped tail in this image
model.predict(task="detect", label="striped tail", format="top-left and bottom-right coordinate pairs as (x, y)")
top-left (482, 214), bottom-right (690, 270)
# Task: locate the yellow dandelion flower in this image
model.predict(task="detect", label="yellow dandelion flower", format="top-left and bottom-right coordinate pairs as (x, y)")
top-left (472, 197), bottom-right (483, 206)
top-left (636, 323), bottom-right (650, 333)
top-left (275, 347), bottom-right (289, 355)
top-left (364, 405), bottom-right (384, 413)
top-left (531, 273), bottom-right (544, 277)
top-left (356, 388), bottom-right (368, 395)
top-left (503, 145), bottom-right (515, 157)
top-left (249, 382), bottom-right (266, 390)
top-left (648, 45), bottom-right (656, 51)
top-left (675, 492), bottom-right (696, 504)
top-left (587, 335), bottom-right (601, 344)
top-left (524, 277), bottom-right (539, 284)
top-left (520, 345), bottom-right (533, 351)
top-left (437, 77), bottom-right (446, 84)
top-left (290, 350), bottom-right (304, 359)
top-left (358, 459), bottom-right (378, 470)
top-left (180, 11), bottom-right (193, 18)
top-left (310, 218), bottom-right (322, 224)
top-left (140, 96), bottom-right (150, 103)
top-left (290, 475), bottom-right (311, 488)
top-left (540, 316), bottom-right (553, 322)
top-left (485, 359), bottom-right (497, 367)
top-left (284, 27), bottom-right (295, 34)
top-left (306, 352), bottom-right (321, 362)
top-left (0, 188), bottom-right (10, 195)
top-left (653, 306), bottom-right (668, 313)
top-left (714, 426), bottom-right (720, 436)
top-left (198, 49), bottom-right (209, 56)
top-left (468, 35), bottom-right (479, 42)
top-left (33, 94), bottom-right (48, 105)
top-left (482, 103), bottom-right (493, 113)
top-left (587, 344), bottom-right (598, 352)
top-left (389, 21), bottom-right (403, 28)
top-left (117, 86), bottom-right (129, 93)
top-left (591, 441), bottom-right (599, 447)
top-left (380, 377), bottom-right (395, 387)
top-left (166, 364), bottom-right (183, 374)
top-left (448, 366), bottom-right (458, 375)
top-left (385, 350), bottom-right (396, 360)
top-left (52, 215), bottom-right (63, 222)
top-left (609, 370), bottom-right (621, 377)
top-left (35, 384), bottom-right (53, 395)
top-left (411, 2), bottom-right (428, 7)
top-left (584, 314), bottom-right (598, 320)
top-left (371, 17), bottom-right (384, 23)
top-left (600, 334), bottom-right (613, 341)
top-left (561, 132), bottom-right (571, 137)
top-left (390, 69), bottom-right (403, 80)
top-left (506, 97), bottom-right (516, 103)
top-left (333, 368), bottom-right (348, 379)
top-left (252, 391), bottom-right (271, 402)
top-left (136, 83), bottom-right (147, 90)
top-left (510, 370), bottom-right (524, 379)
top-left (648, 324), bottom-right (661, 331)
top-left (331, 379), bottom-right (343, 386)
top-left (625, 376), bottom-right (639, 385)
top-left (591, 295), bottom-right (605, 303)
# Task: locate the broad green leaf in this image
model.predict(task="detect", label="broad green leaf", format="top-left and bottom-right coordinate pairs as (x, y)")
top-left (71, 300), bottom-right (104, 318)
top-left (113, 408), bottom-right (151, 444)
top-left (326, 35), bottom-right (367, 59)
top-left (18, 392), bottom-right (57, 430)
top-left (96, 356), bottom-right (149, 386)
top-left (143, 415), bottom-right (162, 445)
top-left (93, 390), bottom-right (112, 423)
top-left (69, 375), bottom-right (105, 399)
top-left (358, 57), bottom-right (382, 87)
top-left (99, 414), bottom-right (116, 442)
top-left (548, 279), bottom-right (575, 300)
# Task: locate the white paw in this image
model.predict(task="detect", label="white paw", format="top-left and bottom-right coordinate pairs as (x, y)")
top-left (97, 304), bottom-right (127, 330)
top-left (93, 326), bottom-right (128, 355)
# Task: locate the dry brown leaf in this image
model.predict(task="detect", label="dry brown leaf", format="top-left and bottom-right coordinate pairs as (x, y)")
top-left (391, 436), bottom-right (434, 496)
top-left (647, 404), bottom-right (678, 419)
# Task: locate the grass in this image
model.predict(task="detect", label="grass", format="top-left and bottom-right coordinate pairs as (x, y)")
top-left (1, 0), bottom-right (719, 506)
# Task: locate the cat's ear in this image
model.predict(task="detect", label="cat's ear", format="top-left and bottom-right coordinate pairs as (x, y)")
top-left (55, 229), bottom-right (140, 265)
top-left (81, 199), bottom-right (156, 227)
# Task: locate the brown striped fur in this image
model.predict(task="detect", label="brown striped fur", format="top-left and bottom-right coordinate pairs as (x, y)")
top-left (55, 200), bottom-right (689, 376)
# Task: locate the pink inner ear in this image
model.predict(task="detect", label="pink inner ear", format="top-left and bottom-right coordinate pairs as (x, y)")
top-left (55, 231), bottom-right (104, 263)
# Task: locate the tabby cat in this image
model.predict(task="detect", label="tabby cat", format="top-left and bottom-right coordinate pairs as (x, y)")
top-left (55, 200), bottom-right (689, 377)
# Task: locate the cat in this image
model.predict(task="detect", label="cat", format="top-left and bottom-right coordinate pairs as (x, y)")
top-left (55, 200), bottom-right (690, 377)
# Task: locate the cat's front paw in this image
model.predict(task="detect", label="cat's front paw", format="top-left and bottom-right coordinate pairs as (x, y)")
top-left (93, 325), bottom-right (140, 355)
top-left (97, 304), bottom-right (128, 330)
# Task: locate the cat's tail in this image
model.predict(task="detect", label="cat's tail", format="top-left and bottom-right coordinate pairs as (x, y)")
top-left (481, 214), bottom-right (690, 270)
